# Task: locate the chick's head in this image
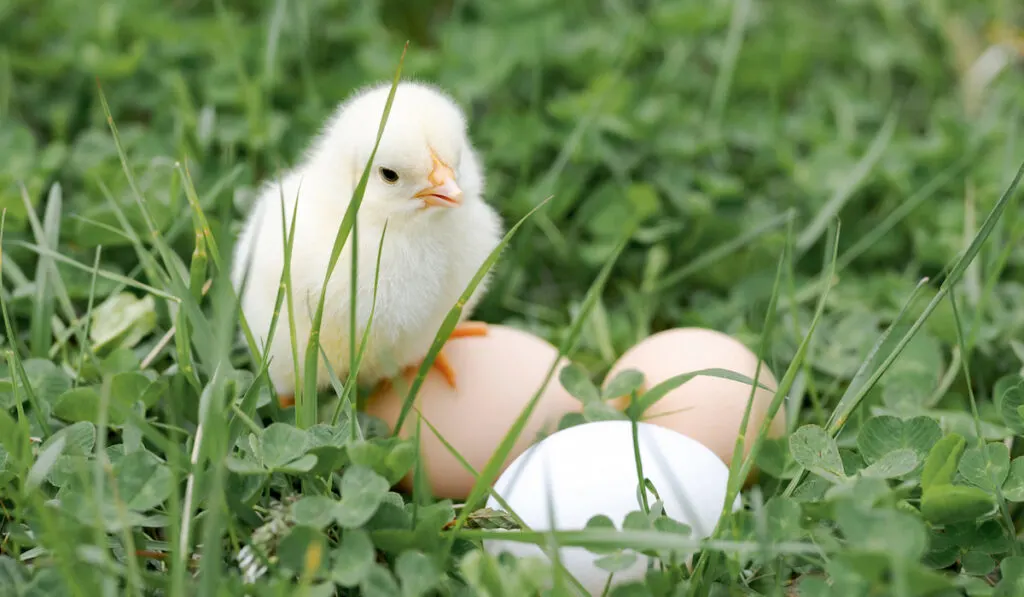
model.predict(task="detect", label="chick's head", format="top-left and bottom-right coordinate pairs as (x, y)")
top-left (313, 81), bottom-right (483, 221)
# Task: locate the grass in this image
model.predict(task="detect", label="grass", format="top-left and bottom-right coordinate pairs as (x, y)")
top-left (2, 0), bottom-right (1024, 595)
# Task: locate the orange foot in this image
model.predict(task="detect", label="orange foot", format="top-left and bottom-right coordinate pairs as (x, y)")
top-left (403, 322), bottom-right (489, 388)
top-left (278, 394), bottom-right (295, 408)
top-left (450, 321), bottom-right (488, 339)
top-left (372, 322), bottom-right (489, 396)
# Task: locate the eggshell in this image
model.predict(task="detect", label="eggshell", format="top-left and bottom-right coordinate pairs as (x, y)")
top-left (485, 420), bottom-right (741, 593)
top-left (364, 323), bottom-right (581, 500)
top-left (605, 327), bottom-right (786, 480)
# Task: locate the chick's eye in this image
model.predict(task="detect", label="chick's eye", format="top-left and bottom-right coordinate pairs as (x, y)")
top-left (378, 167), bottom-right (400, 184)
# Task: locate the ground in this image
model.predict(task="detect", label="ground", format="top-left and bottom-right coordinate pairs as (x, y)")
top-left (2, 0), bottom-right (1024, 596)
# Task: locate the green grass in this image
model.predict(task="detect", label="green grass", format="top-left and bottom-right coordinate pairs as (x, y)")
top-left (3, 0), bottom-right (1024, 595)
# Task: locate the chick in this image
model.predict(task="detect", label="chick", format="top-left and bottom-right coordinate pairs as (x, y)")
top-left (231, 81), bottom-right (504, 408)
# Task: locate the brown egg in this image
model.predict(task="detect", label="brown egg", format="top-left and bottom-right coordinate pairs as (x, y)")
top-left (364, 323), bottom-right (582, 499)
top-left (605, 327), bottom-right (786, 483)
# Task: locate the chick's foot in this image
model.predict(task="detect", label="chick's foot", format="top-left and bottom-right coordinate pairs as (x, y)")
top-left (450, 321), bottom-right (488, 338)
top-left (370, 323), bottom-right (487, 397)
top-left (370, 350), bottom-right (459, 396)
top-left (429, 322), bottom-right (488, 387)
top-left (427, 350), bottom-right (458, 388)
top-left (278, 394), bottom-right (295, 408)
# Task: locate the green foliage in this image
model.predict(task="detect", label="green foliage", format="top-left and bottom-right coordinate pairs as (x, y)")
top-left (790, 424), bottom-right (846, 483)
top-left (921, 485), bottom-right (996, 525)
top-left (921, 432), bottom-right (967, 491)
top-left (2, 0), bottom-right (1024, 595)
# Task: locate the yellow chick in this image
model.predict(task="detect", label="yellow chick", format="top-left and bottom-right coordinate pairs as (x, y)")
top-left (231, 81), bottom-right (504, 408)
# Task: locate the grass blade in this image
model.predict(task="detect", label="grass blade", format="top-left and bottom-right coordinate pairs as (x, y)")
top-left (26, 183), bottom-right (61, 357)
top-left (391, 195), bottom-right (554, 432)
top-left (444, 221), bottom-right (635, 547)
top-left (297, 42), bottom-right (408, 428)
top-left (821, 277), bottom-right (931, 434)
top-left (783, 159), bottom-right (1024, 497)
top-left (707, 0), bottom-right (753, 125)
top-left (796, 106), bottom-right (898, 252)
top-left (11, 241), bottom-right (179, 302)
top-left (655, 209), bottom-right (795, 292)
top-left (835, 153), bottom-right (975, 271)
top-left (690, 221), bottom-right (840, 595)
top-left (331, 220), bottom-right (388, 431)
top-left (630, 368), bottom-right (777, 417)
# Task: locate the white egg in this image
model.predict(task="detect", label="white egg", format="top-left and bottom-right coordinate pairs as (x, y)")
top-left (484, 420), bottom-right (741, 593)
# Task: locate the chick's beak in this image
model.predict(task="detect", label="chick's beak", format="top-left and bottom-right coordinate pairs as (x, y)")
top-left (415, 153), bottom-right (462, 208)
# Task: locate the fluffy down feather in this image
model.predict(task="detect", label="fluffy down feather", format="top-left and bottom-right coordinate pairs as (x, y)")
top-left (231, 81), bottom-right (503, 401)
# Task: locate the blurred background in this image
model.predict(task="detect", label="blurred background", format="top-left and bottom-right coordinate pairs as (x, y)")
top-left (2, 0), bottom-right (1023, 419)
